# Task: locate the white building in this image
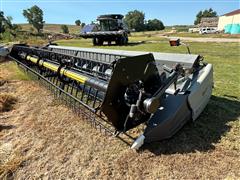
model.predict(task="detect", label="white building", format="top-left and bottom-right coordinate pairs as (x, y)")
top-left (217, 9), bottom-right (240, 34)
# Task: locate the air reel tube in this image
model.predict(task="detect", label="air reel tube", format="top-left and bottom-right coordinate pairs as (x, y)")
top-left (22, 53), bottom-right (108, 92)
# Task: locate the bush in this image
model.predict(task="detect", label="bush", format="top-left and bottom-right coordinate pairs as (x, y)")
top-left (146, 19), bottom-right (165, 31)
top-left (61, 25), bottom-right (69, 34)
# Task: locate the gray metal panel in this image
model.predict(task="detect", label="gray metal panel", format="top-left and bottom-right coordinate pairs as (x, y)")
top-left (144, 94), bottom-right (191, 143)
top-left (49, 45), bottom-right (199, 69)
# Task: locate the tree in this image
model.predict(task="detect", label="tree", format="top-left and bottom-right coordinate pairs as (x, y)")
top-left (29, 27), bottom-right (34, 33)
top-left (146, 19), bottom-right (165, 31)
top-left (194, 8), bottom-right (217, 25)
top-left (0, 11), bottom-right (21, 37)
top-left (0, 11), bottom-right (6, 33)
top-left (124, 10), bottom-right (145, 32)
top-left (61, 25), bottom-right (69, 34)
top-left (75, 19), bottom-right (81, 26)
top-left (81, 23), bottom-right (86, 28)
top-left (4, 16), bottom-right (13, 30)
top-left (23, 5), bottom-right (44, 33)
top-left (0, 12), bottom-right (12, 33)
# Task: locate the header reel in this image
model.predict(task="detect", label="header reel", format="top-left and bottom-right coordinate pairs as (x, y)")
top-left (6, 44), bottom-right (213, 149)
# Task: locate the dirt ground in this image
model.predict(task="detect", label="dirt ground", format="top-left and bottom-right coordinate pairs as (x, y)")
top-left (0, 60), bottom-right (240, 179)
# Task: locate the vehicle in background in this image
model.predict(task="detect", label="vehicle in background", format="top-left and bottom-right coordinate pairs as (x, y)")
top-left (188, 27), bottom-right (200, 33)
top-left (199, 27), bottom-right (218, 34)
top-left (80, 14), bottom-right (129, 46)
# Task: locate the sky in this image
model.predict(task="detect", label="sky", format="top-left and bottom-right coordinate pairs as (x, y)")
top-left (1, 0), bottom-right (239, 26)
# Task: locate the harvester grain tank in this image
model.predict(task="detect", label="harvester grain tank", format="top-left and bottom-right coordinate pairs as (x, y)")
top-left (0, 43), bottom-right (213, 150)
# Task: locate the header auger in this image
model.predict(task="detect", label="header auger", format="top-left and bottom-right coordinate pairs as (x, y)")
top-left (2, 44), bottom-right (213, 149)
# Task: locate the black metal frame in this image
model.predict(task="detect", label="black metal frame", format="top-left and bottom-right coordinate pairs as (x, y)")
top-left (13, 45), bottom-right (113, 81)
top-left (9, 53), bottom-right (137, 146)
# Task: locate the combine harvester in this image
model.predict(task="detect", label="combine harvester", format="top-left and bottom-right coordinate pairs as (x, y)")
top-left (0, 41), bottom-right (213, 149)
top-left (80, 14), bottom-right (129, 45)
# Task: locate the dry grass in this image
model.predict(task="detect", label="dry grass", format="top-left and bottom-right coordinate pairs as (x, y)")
top-left (19, 24), bottom-right (80, 34)
top-left (0, 80), bottom-right (7, 87)
top-left (0, 151), bottom-right (25, 180)
top-left (0, 94), bottom-right (17, 113)
top-left (0, 72), bottom-right (17, 113)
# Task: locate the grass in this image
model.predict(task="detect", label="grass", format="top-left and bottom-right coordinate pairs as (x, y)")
top-left (0, 61), bottom-right (31, 81)
top-left (0, 94), bottom-right (17, 113)
top-left (19, 23), bottom-right (81, 34)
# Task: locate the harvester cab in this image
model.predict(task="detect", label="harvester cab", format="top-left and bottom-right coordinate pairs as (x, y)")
top-left (80, 14), bottom-right (129, 46)
top-left (97, 14), bottom-right (125, 31)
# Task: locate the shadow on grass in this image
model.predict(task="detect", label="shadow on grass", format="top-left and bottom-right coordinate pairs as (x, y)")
top-left (0, 125), bottom-right (15, 131)
top-left (0, 57), bottom-right (10, 65)
top-left (142, 95), bottom-right (240, 155)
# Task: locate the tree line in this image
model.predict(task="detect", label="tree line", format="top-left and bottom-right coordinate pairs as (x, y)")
top-left (1, 6), bottom-right (166, 36)
top-left (0, 5), bottom-right (85, 37)
top-left (124, 10), bottom-right (165, 31)
top-left (0, 11), bottom-right (21, 38)
top-left (74, 10), bottom-right (166, 33)
top-left (0, 5), bottom-right (218, 39)
top-left (194, 8), bottom-right (217, 25)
